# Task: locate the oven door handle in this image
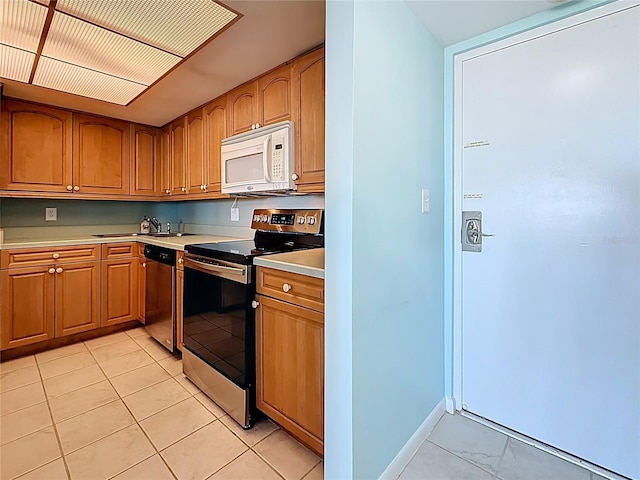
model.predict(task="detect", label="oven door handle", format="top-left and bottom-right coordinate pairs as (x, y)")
top-left (183, 256), bottom-right (250, 284)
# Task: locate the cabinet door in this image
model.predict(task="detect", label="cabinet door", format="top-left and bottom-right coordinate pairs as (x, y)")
top-left (203, 97), bottom-right (227, 193)
top-left (130, 124), bottom-right (159, 196)
top-left (227, 82), bottom-right (258, 135)
top-left (102, 258), bottom-right (139, 327)
top-left (186, 109), bottom-right (205, 194)
top-left (258, 65), bottom-right (292, 126)
top-left (170, 118), bottom-right (187, 195)
top-left (73, 114), bottom-right (130, 195)
top-left (1, 100), bottom-right (73, 193)
top-left (292, 48), bottom-right (325, 191)
top-left (176, 268), bottom-right (184, 351)
top-left (1, 266), bottom-right (55, 350)
top-left (159, 125), bottom-right (171, 197)
top-left (138, 257), bottom-right (146, 323)
top-left (256, 294), bottom-right (324, 455)
top-left (55, 261), bottom-right (100, 337)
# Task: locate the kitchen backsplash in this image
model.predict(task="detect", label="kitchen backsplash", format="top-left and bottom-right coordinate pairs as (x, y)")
top-left (0, 195), bottom-right (325, 240)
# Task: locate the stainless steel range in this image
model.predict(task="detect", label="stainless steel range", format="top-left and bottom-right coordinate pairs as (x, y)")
top-left (181, 208), bottom-right (324, 428)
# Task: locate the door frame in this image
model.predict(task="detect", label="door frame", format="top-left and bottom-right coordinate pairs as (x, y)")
top-left (447, 0), bottom-right (633, 414)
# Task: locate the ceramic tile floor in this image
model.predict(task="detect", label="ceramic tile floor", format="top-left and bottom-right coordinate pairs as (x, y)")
top-left (399, 413), bottom-right (610, 480)
top-left (0, 327), bottom-right (323, 480)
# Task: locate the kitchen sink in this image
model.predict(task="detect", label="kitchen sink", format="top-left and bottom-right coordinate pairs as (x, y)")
top-left (92, 232), bottom-right (194, 238)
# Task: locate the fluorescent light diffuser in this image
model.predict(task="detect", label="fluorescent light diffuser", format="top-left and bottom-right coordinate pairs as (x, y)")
top-left (44, 12), bottom-right (181, 85)
top-left (0, 44), bottom-right (35, 82)
top-left (56, 0), bottom-right (237, 56)
top-left (0, 0), bottom-right (48, 52)
top-left (33, 56), bottom-right (147, 105)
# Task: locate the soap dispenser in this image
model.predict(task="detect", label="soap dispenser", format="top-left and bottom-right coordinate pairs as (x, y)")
top-left (140, 216), bottom-right (150, 234)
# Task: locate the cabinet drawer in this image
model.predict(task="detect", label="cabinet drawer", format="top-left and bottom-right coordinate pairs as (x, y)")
top-left (102, 242), bottom-right (136, 259)
top-left (1, 245), bottom-right (100, 269)
top-left (257, 267), bottom-right (324, 313)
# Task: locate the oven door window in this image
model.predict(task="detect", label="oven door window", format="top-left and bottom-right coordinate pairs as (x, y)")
top-left (183, 266), bottom-right (254, 388)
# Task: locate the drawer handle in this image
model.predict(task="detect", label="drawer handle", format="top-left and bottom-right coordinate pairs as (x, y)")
top-left (282, 283), bottom-right (291, 293)
top-left (48, 268), bottom-right (55, 274)
top-left (52, 253), bottom-right (60, 259)
top-left (56, 267), bottom-right (63, 274)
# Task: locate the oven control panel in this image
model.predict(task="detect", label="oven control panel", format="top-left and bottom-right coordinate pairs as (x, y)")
top-left (251, 209), bottom-right (323, 235)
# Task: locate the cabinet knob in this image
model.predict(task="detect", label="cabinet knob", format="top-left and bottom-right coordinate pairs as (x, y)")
top-left (73, 186), bottom-right (80, 191)
top-left (52, 253), bottom-right (60, 259)
top-left (282, 283), bottom-right (291, 293)
top-left (251, 300), bottom-right (259, 309)
top-left (142, 262), bottom-right (146, 267)
top-left (56, 267), bottom-right (63, 274)
top-left (291, 173), bottom-right (299, 181)
top-left (66, 185), bottom-right (73, 191)
top-left (178, 258), bottom-right (183, 264)
top-left (165, 189), bottom-right (170, 194)
top-left (181, 187), bottom-right (186, 192)
top-left (48, 268), bottom-right (55, 274)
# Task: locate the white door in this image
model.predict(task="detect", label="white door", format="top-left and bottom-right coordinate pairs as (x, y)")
top-left (459, 5), bottom-right (639, 479)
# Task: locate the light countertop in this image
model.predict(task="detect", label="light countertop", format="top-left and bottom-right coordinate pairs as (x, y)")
top-left (0, 234), bottom-right (247, 251)
top-left (254, 248), bottom-right (325, 279)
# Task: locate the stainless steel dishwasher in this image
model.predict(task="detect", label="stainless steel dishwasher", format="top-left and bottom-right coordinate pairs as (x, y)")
top-left (143, 244), bottom-right (176, 352)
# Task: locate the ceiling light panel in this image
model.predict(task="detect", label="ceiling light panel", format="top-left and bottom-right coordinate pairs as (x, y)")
top-left (0, 0), bottom-right (48, 52)
top-left (33, 56), bottom-right (147, 105)
top-left (43, 12), bottom-right (181, 85)
top-left (55, 0), bottom-right (237, 57)
top-left (0, 44), bottom-right (35, 82)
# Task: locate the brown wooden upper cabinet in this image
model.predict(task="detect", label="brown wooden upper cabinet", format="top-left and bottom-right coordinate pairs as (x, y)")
top-left (170, 117), bottom-right (187, 195)
top-left (227, 82), bottom-right (259, 136)
top-left (1, 100), bottom-right (73, 193)
top-left (159, 125), bottom-right (171, 197)
top-left (186, 109), bottom-right (205, 194)
top-left (130, 124), bottom-right (159, 196)
top-left (73, 114), bottom-right (130, 195)
top-left (204, 96), bottom-right (227, 194)
top-left (292, 47), bottom-right (325, 192)
top-left (258, 65), bottom-right (292, 126)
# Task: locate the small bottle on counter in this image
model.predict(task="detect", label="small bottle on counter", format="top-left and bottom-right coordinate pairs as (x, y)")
top-left (140, 216), bottom-right (150, 234)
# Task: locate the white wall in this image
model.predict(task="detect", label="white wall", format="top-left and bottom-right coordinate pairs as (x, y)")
top-left (326, 1), bottom-right (445, 478)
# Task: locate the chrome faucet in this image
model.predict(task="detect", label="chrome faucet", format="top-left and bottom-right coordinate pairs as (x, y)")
top-left (149, 217), bottom-right (161, 232)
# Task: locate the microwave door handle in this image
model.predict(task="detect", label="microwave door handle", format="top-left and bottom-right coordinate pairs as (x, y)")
top-left (262, 136), bottom-right (271, 182)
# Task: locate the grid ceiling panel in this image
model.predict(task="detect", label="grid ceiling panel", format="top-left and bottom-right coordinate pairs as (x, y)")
top-left (34, 56), bottom-right (147, 105)
top-left (55, 0), bottom-right (237, 57)
top-left (0, 0), bottom-right (48, 52)
top-left (43, 12), bottom-right (181, 85)
top-left (0, 44), bottom-right (35, 82)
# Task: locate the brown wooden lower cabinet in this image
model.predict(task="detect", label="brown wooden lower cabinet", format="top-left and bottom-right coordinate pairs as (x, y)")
top-left (256, 289), bottom-right (324, 456)
top-left (1, 265), bottom-right (56, 350)
top-left (55, 261), bottom-right (100, 337)
top-left (102, 257), bottom-right (138, 327)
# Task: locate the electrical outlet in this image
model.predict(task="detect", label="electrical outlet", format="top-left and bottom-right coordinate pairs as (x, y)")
top-left (45, 207), bottom-right (57, 221)
top-left (421, 189), bottom-right (430, 214)
top-left (230, 207), bottom-right (240, 222)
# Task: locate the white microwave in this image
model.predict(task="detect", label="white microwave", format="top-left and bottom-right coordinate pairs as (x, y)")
top-left (221, 121), bottom-right (296, 194)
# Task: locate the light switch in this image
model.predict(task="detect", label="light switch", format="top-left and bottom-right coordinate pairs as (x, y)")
top-left (230, 207), bottom-right (240, 222)
top-left (421, 189), bottom-right (430, 214)
top-left (45, 207), bottom-right (57, 221)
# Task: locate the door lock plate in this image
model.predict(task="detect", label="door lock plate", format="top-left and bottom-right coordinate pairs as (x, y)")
top-left (462, 211), bottom-right (487, 252)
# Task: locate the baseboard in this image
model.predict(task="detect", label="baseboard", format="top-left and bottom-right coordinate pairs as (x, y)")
top-left (379, 398), bottom-right (446, 480)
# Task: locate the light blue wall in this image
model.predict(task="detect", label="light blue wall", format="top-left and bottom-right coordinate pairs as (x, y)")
top-left (0, 198), bottom-right (179, 228)
top-left (326, 1), bottom-right (445, 478)
top-left (442, 0), bottom-right (616, 404)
